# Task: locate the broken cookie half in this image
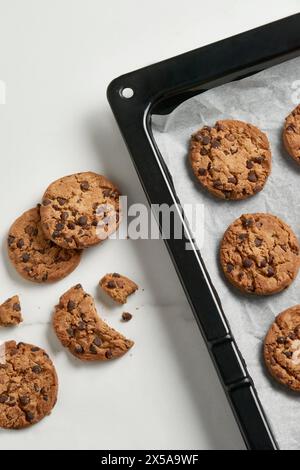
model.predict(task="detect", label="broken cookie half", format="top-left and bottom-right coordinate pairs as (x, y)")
top-left (53, 284), bottom-right (134, 361)
top-left (0, 295), bottom-right (23, 327)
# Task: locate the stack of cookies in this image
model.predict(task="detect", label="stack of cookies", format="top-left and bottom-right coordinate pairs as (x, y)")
top-left (188, 104), bottom-right (300, 392)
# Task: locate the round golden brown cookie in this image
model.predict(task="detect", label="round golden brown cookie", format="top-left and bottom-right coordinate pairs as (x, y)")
top-left (0, 341), bottom-right (58, 429)
top-left (220, 213), bottom-right (300, 295)
top-left (40, 172), bottom-right (121, 249)
top-left (53, 284), bottom-right (134, 361)
top-left (7, 207), bottom-right (82, 283)
top-left (264, 305), bottom-right (300, 392)
top-left (283, 104), bottom-right (300, 164)
top-left (189, 120), bottom-right (271, 200)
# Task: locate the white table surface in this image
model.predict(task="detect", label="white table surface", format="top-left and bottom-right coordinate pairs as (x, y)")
top-left (0, 0), bottom-right (298, 451)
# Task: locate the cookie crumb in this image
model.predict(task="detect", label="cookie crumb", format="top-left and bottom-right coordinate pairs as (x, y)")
top-left (0, 295), bottom-right (23, 327)
top-left (99, 273), bottom-right (138, 304)
top-left (122, 312), bottom-right (132, 322)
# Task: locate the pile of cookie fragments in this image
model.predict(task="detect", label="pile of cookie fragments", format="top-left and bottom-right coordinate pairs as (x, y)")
top-left (189, 104), bottom-right (300, 394)
top-left (0, 171), bottom-right (139, 429)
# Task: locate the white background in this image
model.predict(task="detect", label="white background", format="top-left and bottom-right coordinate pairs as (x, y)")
top-left (0, 0), bottom-right (298, 450)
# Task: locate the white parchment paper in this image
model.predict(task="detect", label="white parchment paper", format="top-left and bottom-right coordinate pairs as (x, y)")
top-left (152, 56), bottom-right (300, 450)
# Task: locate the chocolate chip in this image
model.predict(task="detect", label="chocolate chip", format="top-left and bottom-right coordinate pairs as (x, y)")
top-left (248, 171), bottom-right (258, 182)
top-left (226, 263), bottom-right (234, 273)
top-left (32, 365), bottom-right (42, 374)
top-left (75, 345), bottom-right (84, 354)
top-left (92, 220), bottom-right (98, 226)
top-left (289, 332), bottom-right (297, 340)
top-left (67, 300), bottom-right (76, 312)
top-left (77, 216), bottom-right (88, 226)
top-left (216, 123), bottom-right (225, 131)
top-left (61, 211), bottom-right (69, 221)
top-left (67, 222), bottom-right (76, 230)
top-left (200, 147), bottom-right (208, 156)
top-left (107, 281), bottom-right (116, 289)
top-left (78, 321), bottom-right (85, 330)
top-left (254, 156), bottom-right (264, 164)
top-left (246, 160), bottom-right (253, 169)
top-left (13, 303), bottom-right (21, 311)
top-left (17, 239), bottom-right (24, 249)
top-left (211, 139), bottom-right (220, 149)
top-left (93, 336), bottom-right (102, 347)
top-left (89, 344), bottom-right (97, 354)
top-left (25, 411), bottom-right (35, 422)
top-left (105, 349), bottom-right (113, 359)
top-left (19, 396), bottom-right (30, 406)
top-left (242, 217), bottom-right (253, 228)
top-left (122, 312), bottom-right (133, 322)
top-left (74, 284), bottom-right (82, 289)
top-left (238, 233), bottom-right (247, 241)
top-left (283, 351), bottom-right (292, 358)
top-left (8, 235), bottom-right (15, 246)
top-left (276, 336), bottom-right (286, 344)
top-left (55, 222), bottom-right (64, 231)
top-left (22, 253), bottom-right (30, 263)
top-left (213, 180), bottom-right (222, 189)
top-left (267, 267), bottom-right (275, 277)
top-left (57, 197), bottom-right (67, 206)
top-left (102, 189), bottom-right (112, 197)
top-left (42, 199), bottom-right (51, 206)
top-left (33, 384), bottom-right (40, 392)
top-left (31, 347), bottom-right (39, 352)
top-left (80, 181), bottom-right (90, 191)
top-left (0, 395), bottom-right (8, 403)
top-left (112, 273), bottom-right (121, 278)
top-left (254, 238), bottom-right (263, 247)
top-left (228, 176), bottom-right (237, 184)
top-left (198, 168), bottom-right (207, 176)
top-left (259, 259), bottom-right (267, 268)
top-left (202, 135), bottom-right (210, 145)
top-left (243, 258), bottom-right (253, 268)
top-left (52, 230), bottom-right (60, 239)
top-left (66, 327), bottom-right (74, 337)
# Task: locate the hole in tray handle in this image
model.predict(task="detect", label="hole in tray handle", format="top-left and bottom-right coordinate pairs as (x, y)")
top-left (120, 87), bottom-right (134, 99)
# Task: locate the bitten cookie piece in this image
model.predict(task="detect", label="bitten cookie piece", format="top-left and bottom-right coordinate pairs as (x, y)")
top-left (189, 120), bottom-right (271, 200)
top-left (0, 296), bottom-right (23, 327)
top-left (53, 284), bottom-right (134, 361)
top-left (40, 172), bottom-right (121, 249)
top-left (264, 305), bottom-right (300, 392)
top-left (283, 104), bottom-right (300, 164)
top-left (0, 341), bottom-right (58, 429)
top-left (220, 213), bottom-right (300, 295)
top-left (8, 207), bottom-right (82, 283)
top-left (99, 273), bottom-right (138, 304)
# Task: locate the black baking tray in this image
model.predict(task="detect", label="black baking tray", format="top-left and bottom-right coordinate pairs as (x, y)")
top-left (107, 13), bottom-right (300, 450)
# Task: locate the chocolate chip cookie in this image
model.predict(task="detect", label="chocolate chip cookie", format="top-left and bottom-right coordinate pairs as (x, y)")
top-left (0, 296), bottom-right (23, 327)
top-left (99, 273), bottom-right (138, 304)
top-left (264, 305), bottom-right (300, 392)
top-left (220, 213), bottom-right (300, 295)
top-left (40, 172), bottom-right (120, 249)
top-left (283, 104), bottom-right (300, 164)
top-left (8, 207), bottom-right (82, 283)
top-left (189, 120), bottom-right (271, 200)
top-left (0, 341), bottom-right (58, 429)
top-left (53, 284), bottom-right (134, 361)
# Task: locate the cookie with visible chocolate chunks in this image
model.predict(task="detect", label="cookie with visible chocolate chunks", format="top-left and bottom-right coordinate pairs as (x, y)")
top-left (7, 207), bottom-right (82, 283)
top-left (283, 104), bottom-right (300, 164)
top-left (99, 273), bottom-right (138, 304)
top-left (189, 120), bottom-right (271, 200)
top-left (0, 296), bottom-right (23, 327)
top-left (264, 305), bottom-right (300, 391)
top-left (53, 284), bottom-right (134, 361)
top-left (220, 213), bottom-right (300, 295)
top-left (0, 341), bottom-right (58, 429)
top-left (40, 172), bottom-right (121, 249)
